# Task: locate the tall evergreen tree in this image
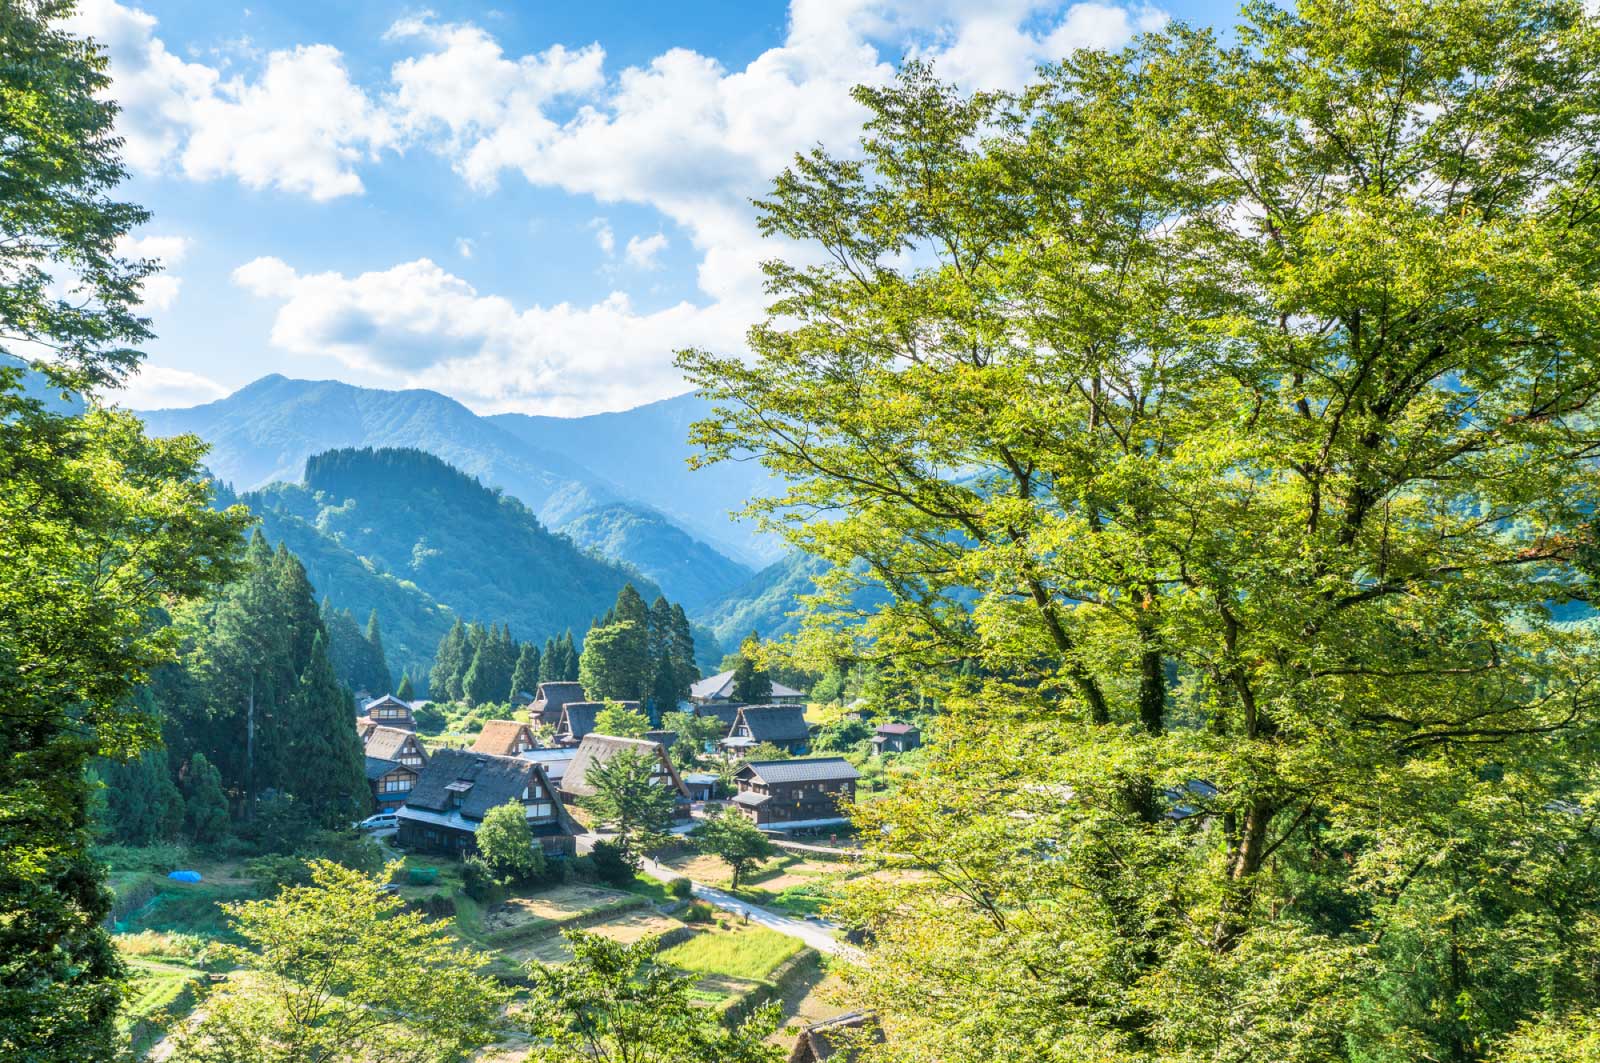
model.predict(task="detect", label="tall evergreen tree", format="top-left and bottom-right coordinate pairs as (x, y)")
top-left (429, 619), bottom-right (468, 701)
top-left (509, 642), bottom-right (540, 702)
top-left (283, 632), bottom-right (369, 827)
top-left (558, 630), bottom-right (580, 681)
top-left (730, 635), bottom-right (771, 704)
top-left (396, 672), bottom-right (415, 701)
top-left (182, 753), bottom-right (230, 844)
top-left (364, 609), bottom-right (393, 694)
top-left (462, 647), bottom-right (496, 707)
top-left (101, 745), bottom-right (184, 846)
top-left (578, 622), bottom-right (647, 703)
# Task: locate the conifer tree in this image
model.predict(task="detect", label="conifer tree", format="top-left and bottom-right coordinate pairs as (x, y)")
top-left (102, 746), bottom-right (184, 846)
top-left (364, 609), bottom-right (393, 694)
top-left (396, 672), bottom-right (415, 701)
top-left (283, 633), bottom-right (369, 827)
top-left (509, 643), bottom-right (540, 702)
top-left (462, 647), bottom-right (496, 706)
top-left (182, 754), bottom-right (230, 843)
top-left (429, 619), bottom-right (468, 701)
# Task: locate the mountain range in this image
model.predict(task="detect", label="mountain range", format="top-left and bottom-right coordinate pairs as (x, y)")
top-left (136, 374), bottom-right (844, 680)
top-left (138, 375), bottom-right (781, 608)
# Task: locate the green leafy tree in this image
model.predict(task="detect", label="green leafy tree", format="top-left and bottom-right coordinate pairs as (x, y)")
top-left (594, 701), bottom-right (652, 738)
top-left (182, 754), bottom-right (230, 844)
top-left (521, 930), bottom-right (782, 1063)
top-left (661, 710), bottom-right (723, 770)
top-left (0, 9), bottom-right (250, 1053)
top-left (680, 7), bottom-right (1600, 1061)
top-left (729, 636), bottom-right (771, 704)
top-left (475, 801), bottom-right (546, 885)
top-left (582, 749), bottom-right (676, 870)
top-left (694, 808), bottom-right (776, 889)
top-left (174, 861), bottom-right (510, 1063)
top-left (579, 620), bottom-right (649, 703)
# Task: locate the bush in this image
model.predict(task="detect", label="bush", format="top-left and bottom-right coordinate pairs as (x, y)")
top-left (668, 876), bottom-right (693, 900)
top-left (462, 855), bottom-right (507, 904)
top-left (245, 855), bottom-right (313, 891)
top-left (681, 900), bottom-right (715, 923)
top-left (588, 840), bottom-right (634, 888)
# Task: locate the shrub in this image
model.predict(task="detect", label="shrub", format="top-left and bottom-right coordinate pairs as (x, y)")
top-left (588, 841), bottom-right (634, 887)
top-left (668, 876), bottom-right (693, 900)
top-left (681, 900), bottom-right (715, 923)
top-left (462, 856), bottom-right (506, 904)
top-left (245, 855), bottom-right (313, 891)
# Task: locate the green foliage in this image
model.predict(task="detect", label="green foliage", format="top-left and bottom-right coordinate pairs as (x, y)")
top-left (510, 641), bottom-right (540, 701)
top-left (594, 701), bottom-right (652, 738)
top-left (559, 502), bottom-right (755, 610)
top-left (668, 876), bottom-right (693, 900)
top-left (395, 672), bottom-right (415, 700)
top-left (99, 742), bottom-right (185, 846)
top-left (521, 930), bottom-right (783, 1063)
top-left (475, 801), bottom-right (547, 885)
top-left (586, 840), bottom-right (637, 888)
top-left (246, 446), bottom-right (661, 692)
top-left (173, 861), bottom-right (510, 1063)
top-left (694, 809), bottom-right (776, 889)
top-left (0, 39), bottom-right (250, 1038)
top-left (320, 601), bottom-right (391, 695)
top-left (679, 7), bottom-right (1600, 1060)
top-left (583, 750), bottom-right (678, 869)
top-left (729, 638), bottom-right (772, 704)
top-left (656, 925), bottom-right (803, 983)
top-left (662, 710), bottom-right (724, 769)
top-left (580, 619), bottom-right (649, 703)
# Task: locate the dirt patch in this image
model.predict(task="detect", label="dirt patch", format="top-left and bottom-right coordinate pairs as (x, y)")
top-left (500, 910), bottom-right (683, 966)
top-left (482, 885), bottom-right (636, 932)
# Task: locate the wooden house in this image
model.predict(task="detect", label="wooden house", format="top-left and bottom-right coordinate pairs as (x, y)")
top-left (366, 757), bottom-right (418, 811)
top-left (362, 725), bottom-right (427, 768)
top-left (553, 701), bottom-right (643, 746)
top-left (471, 720), bottom-right (539, 757)
top-left (360, 693), bottom-right (416, 732)
top-left (689, 669), bottom-right (806, 707)
top-left (789, 1012), bottom-right (884, 1063)
top-left (396, 748), bottom-right (576, 857)
top-left (518, 746), bottom-right (579, 789)
top-left (682, 771), bottom-right (719, 802)
top-left (731, 758), bottom-right (858, 828)
top-left (721, 705), bottom-right (811, 755)
top-left (559, 734), bottom-right (690, 816)
top-left (530, 681), bottom-right (587, 726)
top-left (871, 722), bottom-right (921, 754)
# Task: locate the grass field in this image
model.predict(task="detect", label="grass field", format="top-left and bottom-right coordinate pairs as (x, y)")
top-left (658, 924), bottom-right (805, 982)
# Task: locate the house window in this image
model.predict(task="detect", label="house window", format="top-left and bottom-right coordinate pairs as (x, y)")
top-left (401, 755), bottom-right (422, 766)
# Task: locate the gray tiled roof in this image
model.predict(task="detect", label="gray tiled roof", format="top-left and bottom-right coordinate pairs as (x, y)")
top-left (739, 758), bottom-right (859, 785)
top-left (405, 747), bottom-right (546, 821)
top-left (364, 756), bottom-right (401, 781)
top-left (732, 705), bottom-right (811, 744)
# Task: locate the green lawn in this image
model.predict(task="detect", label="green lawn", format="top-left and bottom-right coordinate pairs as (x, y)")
top-left (658, 925), bottom-right (804, 982)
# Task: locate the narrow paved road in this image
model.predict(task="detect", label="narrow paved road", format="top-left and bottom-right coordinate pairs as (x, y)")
top-left (578, 829), bottom-right (861, 960)
top-left (637, 854), bottom-right (861, 959)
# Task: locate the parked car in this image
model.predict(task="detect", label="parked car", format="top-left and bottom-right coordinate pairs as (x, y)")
top-left (358, 813), bottom-right (398, 832)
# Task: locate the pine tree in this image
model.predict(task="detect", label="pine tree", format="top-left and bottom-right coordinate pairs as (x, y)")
top-left (365, 609), bottom-right (393, 694)
top-left (103, 746), bottom-right (184, 846)
top-left (668, 604), bottom-right (700, 694)
top-left (509, 642), bottom-right (540, 702)
top-left (559, 630), bottom-right (580, 681)
top-left (462, 647), bottom-right (496, 706)
top-left (182, 754), bottom-right (230, 843)
top-left (430, 619), bottom-right (469, 701)
top-left (283, 633), bottom-right (370, 827)
top-left (396, 672), bottom-right (415, 701)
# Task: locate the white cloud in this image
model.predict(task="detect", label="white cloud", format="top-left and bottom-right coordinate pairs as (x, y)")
top-left (590, 218), bottom-right (616, 256)
top-left (114, 232), bottom-right (192, 310)
top-left (624, 233), bottom-right (669, 270)
top-left (66, 0), bottom-right (391, 200)
top-left (119, 364), bottom-right (230, 409)
top-left (455, 237), bottom-right (475, 259)
top-left (231, 256), bottom-right (747, 413)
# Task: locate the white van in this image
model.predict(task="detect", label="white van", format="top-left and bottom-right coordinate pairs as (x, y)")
top-left (358, 812), bottom-right (398, 832)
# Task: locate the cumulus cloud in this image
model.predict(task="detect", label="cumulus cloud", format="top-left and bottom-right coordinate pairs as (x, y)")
top-left (231, 256), bottom-right (747, 413)
top-left (624, 233), bottom-right (669, 270)
top-left (590, 218), bottom-right (616, 256)
top-left (114, 232), bottom-right (192, 310)
top-left (119, 364), bottom-right (231, 409)
top-left (67, 0), bottom-right (391, 199)
top-left (455, 237), bottom-right (475, 259)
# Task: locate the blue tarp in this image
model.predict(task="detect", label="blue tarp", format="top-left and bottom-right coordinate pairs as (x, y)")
top-left (167, 870), bottom-right (203, 883)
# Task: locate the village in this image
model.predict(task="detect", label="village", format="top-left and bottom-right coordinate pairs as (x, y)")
top-left (108, 661), bottom-right (927, 1061)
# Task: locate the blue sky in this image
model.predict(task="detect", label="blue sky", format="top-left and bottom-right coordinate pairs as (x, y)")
top-left (71, 0), bottom-right (1234, 414)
